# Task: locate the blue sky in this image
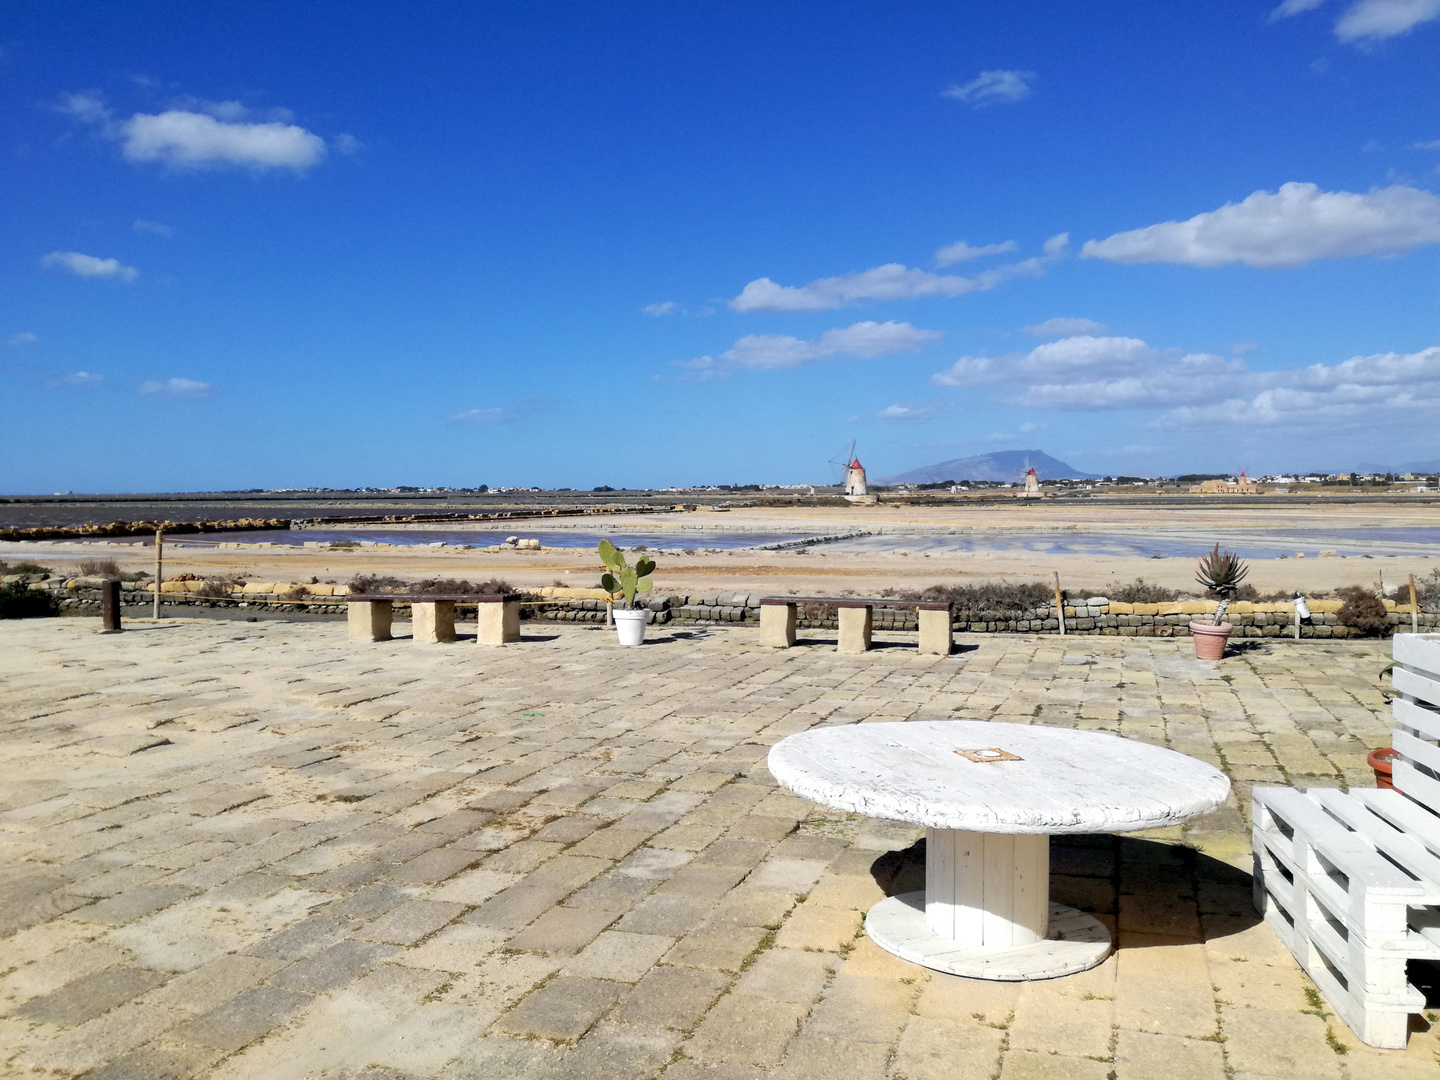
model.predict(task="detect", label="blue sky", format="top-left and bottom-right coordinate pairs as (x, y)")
top-left (4, 1), bottom-right (1440, 492)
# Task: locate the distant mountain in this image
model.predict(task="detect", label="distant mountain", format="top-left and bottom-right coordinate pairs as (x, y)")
top-left (878, 450), bottom-right (1100, 484)
top-left (1356, 459), bottom-right (1440, 474)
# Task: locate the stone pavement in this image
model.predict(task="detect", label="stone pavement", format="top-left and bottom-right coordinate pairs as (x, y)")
top-left (0, 616), bottom-right (1432, 1080)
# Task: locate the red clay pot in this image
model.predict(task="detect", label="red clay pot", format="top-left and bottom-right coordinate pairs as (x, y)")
top-left (1368, 747), bottom-right (1398, 790)
top-left (1189, 621), bottom-right (1233, 660)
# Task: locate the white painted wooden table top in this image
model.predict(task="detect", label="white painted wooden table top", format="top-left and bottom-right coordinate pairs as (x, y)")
top-left (767, 721), bottom-right (1230, 834)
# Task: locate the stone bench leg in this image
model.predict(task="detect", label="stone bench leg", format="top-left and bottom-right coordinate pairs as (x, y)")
top-left (918, 608), bottom-right (953, 655)
top-left (348, 600), bottom-right (393, 642)
top-left (478, 599), bottom-right (520, 645)
top-left (413, 600), bottom-right (456, 643)
top-left (760, 602), bottom-right (797, 647)
top-left (838, 605), bottom-right (873, 654)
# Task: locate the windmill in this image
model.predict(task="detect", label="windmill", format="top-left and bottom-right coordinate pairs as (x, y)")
top-left (828, 440), bottom-right (869, 497)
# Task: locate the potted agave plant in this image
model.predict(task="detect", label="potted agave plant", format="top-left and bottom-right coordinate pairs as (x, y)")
top-left (599, 540), bottom-right (656, 647)
top-left (1191, 543), bottom-right (1248, 659)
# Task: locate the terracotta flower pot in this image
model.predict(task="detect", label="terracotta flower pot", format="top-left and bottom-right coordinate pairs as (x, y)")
top-left (1367, 747), bottom-right (1398, 790)
top-left (1189, 621), bottom-right (1232, 660)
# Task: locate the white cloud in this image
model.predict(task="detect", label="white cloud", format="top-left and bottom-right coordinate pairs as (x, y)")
top-left (874, 402), bottom-right (955, 422)
top-left (133, 219), bottom-right (173, 236)
top-left (331, 133), bottom-right (364, 156)
top-left (670, 321), bottom-right (942, 380)
top-left (1335, 0), bottom-right (1440, 41)
top-left (933, 328), bottom-right (1440, 431)
top-left (933, 335), bottom-right (1157, 388)
top-left (120, 110), bottom-right (326, 170)
top-left (1270, 0), bottom-right (1328, 19)
top-left (57, 92), bottom-right (111, 124)
top-left (723, 321), bottom-right (943, 371)
top-left (1416, 138), bottom-right (1440, 150)
top-left (1023, 317), bottom-right (1107, 338)
top-left (56, 371), bottom-right (103, 386)
top-left (731, 252), bottom-right (1056, 312)
top-left (642, 301), bottom-right (678, 317)
top-left (5, 332), bottom-right (38, 346)
top-left (1081, 182), bottom-right (1440, 268)
top-left (139, 377), bottom-right (212, 399)
top-left (41, 251), bottom-right (139, 282)
top-left (448, 407), bottom-right (517, 424)
top-left (934, 240), bottom-right (1017, 267)
top-left (942, 70), bottom-right (1035, 106)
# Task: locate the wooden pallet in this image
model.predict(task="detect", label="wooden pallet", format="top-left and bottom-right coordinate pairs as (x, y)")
top-left (1250, 633), bottom-right (1440, 1049)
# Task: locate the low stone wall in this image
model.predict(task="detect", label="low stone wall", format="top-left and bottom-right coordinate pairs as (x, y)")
top-left (14, 576), bottom-right (1436, 638)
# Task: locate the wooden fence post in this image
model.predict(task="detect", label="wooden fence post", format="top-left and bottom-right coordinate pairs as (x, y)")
top-left (1411, 574), bottom-right (1420, 634)
top-left (153, 528), bottom-right (163, 619)
top-left (1053, 571), bottom-right (1066, 636)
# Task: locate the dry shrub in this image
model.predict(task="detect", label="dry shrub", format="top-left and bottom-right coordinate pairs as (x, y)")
top-left (349, 575), bottom-right (519, 596)
top-left (195, 578), bottom-right (240, 598)
top-left (1106, 578), bottom-right (1179, 603)
top-left (78, 558), bottom-right (121, 577)
top-left (1337, 586), bottom-right (1389, 634)
top-left (0, 560), bottom-right (52, 576)
top-left (917, 581), bottom-right (1055, 613)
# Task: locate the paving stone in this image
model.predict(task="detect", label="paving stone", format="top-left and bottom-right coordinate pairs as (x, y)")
top-left (168, 986), bottom-right (313, 1051)
top-left (892, 1015), bottom-right (1007, 1080)
top-left (141, 954), bottom-right (288, 1015)
top-left (357, 899), bottom-right (465, 945)
top-left (16, 966), bottom-right (169, 1026)
top-left (771, 1034), bottom-right (893, 1080)
top-left (998, 1049), bottom-right (1114, 1080)
top-left (386, 846), bottom-right (482, 884)
top-left (685, 994), bottom-right (810, 1066)
top-left (563, 930), bottom-right (676, 982)
top-left (732, 947), bottom-right (834, 1004)
top-left (1114, 1028), bottom-right (1227, 1080)
top-left (662, 924), bottom-right (768, 973)
top-left (609, 965), bottom-right (730, 1029)
top-left (271, 940), bottom-right (399, 993)
top-left (245, 913), bottom-right (354, 960)
top-left (79, 1040), bottom-right (227, 1080)
top-left (73, 885), bottom-right (196, 926)
top-left (490, 976), bottom-right (625, 1043)
top-left (550, 1020), bottom-right (681, 1080)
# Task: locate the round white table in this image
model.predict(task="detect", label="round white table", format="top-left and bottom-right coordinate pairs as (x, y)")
top-left (767, 721), bottom-right (1230, 980)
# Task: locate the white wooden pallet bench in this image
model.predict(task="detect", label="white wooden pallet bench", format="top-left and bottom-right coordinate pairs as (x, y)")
top-left (345, 593), bottom-right (522, 645)
top-left (1252, 633), bottom-right (1440, 1049)
top-left (759, 596), bottom-right (952, 655)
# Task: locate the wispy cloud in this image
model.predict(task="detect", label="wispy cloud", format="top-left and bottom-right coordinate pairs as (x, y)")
top-left (934, 240), bottom-right (1017, 267)
top-left (874, 402), bottom-right (956, 422)
top-left (942, 70), bottom-right (1036, 107)
top-left (54, 371), bottom-right (103, 387)
top-left (1081, 183), bottom-right (1440, 268)
top-left (41, 251), bottom-right (139, 282)
top-left (1270, 0), bottom-right (1440, 42)
top-left (139, 377), bottom-right (212, 398)
top-left (5, 332), bottom-right (38, 346)
top-left (446, 397), bottom-right (551, 424)
top-left (642, 301), bottom-right (678, 317)
top-left (133, 219), bottom-right (173, 236)
top-left (730, 237), bottom-right (1065, 313)
top-left (1023, 317), bottom-right (1107, 338)
top-left (672, 320), bottom-right (942, 381)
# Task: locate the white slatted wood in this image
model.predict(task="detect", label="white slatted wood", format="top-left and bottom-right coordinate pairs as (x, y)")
top-left (1393, 633), bottom-right (1440, 683)
top-left (1350, 789), bottom-right (1440, 851)
top-left (1393, 665), bottom-right (1440, 708)
top-left (925, 827), bottom-right (956, 939)
top-left (954, 831), bottom-right (985, 944)
top-left (1310, 788), bottom-right (1440, 904)
top-left (982, 832), bottom-right (1016, 946)
top-left (1393, 698), bottom-right (1440, 743)
top-left (1012, 833), bottom-right (1049, 946)
top-left (1392, 760), bottom-right (1440, 814)
top-left (1394, 727), bottom-right (1440, 779)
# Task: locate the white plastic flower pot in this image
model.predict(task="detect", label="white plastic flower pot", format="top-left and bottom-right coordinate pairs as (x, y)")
top-left (613, 608), bottom-right (648, 646)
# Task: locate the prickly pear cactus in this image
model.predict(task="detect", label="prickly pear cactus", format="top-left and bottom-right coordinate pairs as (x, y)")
top-left (599, 540), bottom-right (656, 609)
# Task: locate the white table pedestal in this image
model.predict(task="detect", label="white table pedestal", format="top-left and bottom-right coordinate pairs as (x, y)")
top-left (865, 828), bottom-right (1111, 981)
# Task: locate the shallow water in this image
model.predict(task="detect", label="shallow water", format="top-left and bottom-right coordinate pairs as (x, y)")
top-left (177, 528), bottom-right (807, 551)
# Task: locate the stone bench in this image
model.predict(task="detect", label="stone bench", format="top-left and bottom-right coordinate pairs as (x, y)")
top-left (759, 596), bottom-right (952, 655)
top-left (346, 594), bottom-right (522, 645)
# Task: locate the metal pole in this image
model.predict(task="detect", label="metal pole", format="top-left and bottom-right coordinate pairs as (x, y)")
top-left (1053, 571), bottom-right (1066, 636)
top-left (153, 528), bottom-right (163, 619)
